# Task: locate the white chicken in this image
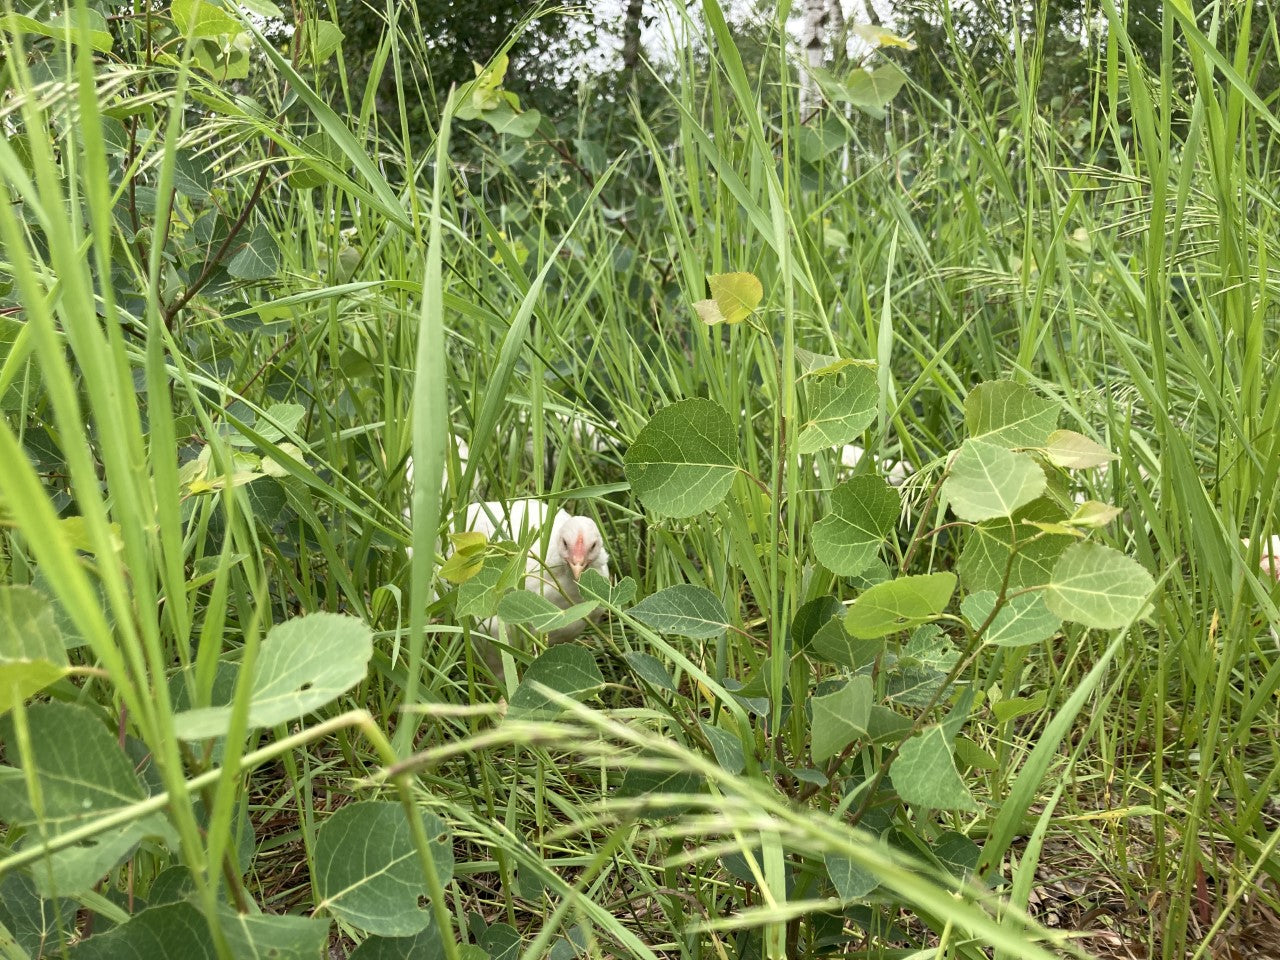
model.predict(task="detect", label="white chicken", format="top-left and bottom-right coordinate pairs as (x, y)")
top-left (458, 500), bottom-right (610, 671)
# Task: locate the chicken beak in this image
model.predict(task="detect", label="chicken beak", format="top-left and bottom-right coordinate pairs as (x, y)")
top-left (569, 560), bottom-right (586, 580)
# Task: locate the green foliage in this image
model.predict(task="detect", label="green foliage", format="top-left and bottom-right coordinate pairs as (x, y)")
top-left (628, 584), bottom-right (730, 639)
top-left (623, 399), bottom-right (739, 517)
top-left (314, 802), bottom-right (453, 936)
top-left (507, 646), bottom-right (605, 718)
top-left (810, 475), bottom-right (899, 576)
top-left (943, 438), bottom-right (1047, 521)
top-left (1, 0), bottom-right (1266, 954)
top-left (0, 703), bottom-right (176, 896)
top-left (0, 586), bottom-right (68, 713)
top-left (171, 613), bottom-right (373, 740)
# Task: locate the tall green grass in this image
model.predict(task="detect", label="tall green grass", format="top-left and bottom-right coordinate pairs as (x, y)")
top-left (0, 0), bottom-right (1278, 957)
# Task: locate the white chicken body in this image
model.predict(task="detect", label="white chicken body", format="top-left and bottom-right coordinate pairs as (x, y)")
top-left (456, 499), bottom-right (610, 668)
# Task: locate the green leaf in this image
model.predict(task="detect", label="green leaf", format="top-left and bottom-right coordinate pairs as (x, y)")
top-left (814, 63), bottom-right (908, 116)
top-left (507, 645), bottom-right (605, 718)
top-left (0, 584), bottom-right (69, 714)
top-left (629, 584), bottom-right (729, 639)
top-left (172, 612), bottom-right (373, 739)
top-left (792, 596), bottom-right (844, 649)
top-left (953, 737), bottom-right (998, 772)
top-left (482, 104), bottom-right (541, 137)
top-left (69, 902), bottom-right (216, 959)
top-left (933, 831), bottom-right (981, 879)
top-left (497, 591), bottom-right (598, 633)
top-left (624, 399), bottom-right (739, 518)
top-left (438, 531), bottom-right (488, 584)
top-left (1046, 542), bottom-right (1155, 629)
top-left (0, 870), bottom-right (74, 956)
top-left (796, 363), bottom-right (877, 454)
top-left (866, 704), bottom-right (912, 742)
top-left (844, 573), bottom-right (956, 639)
top-left (172, 0), bottom-right (239, 37)
top-left (1066, 500), bottom-right (1122, 528)
top-left (1042, 429), bottom-right (1117, 469)
top-left (624, 652), bottom-right (677, 692)
top-left (808, 618), bottom-right (881, 669)
top-left (288, 130), bottom-right (349, 190)
top-left (992, 689), bottom-right (1048, 723)
top-left (824, 852), bottom-right (879, 901)
top-left (190, 33), bottom-right (252, 81)
top-left (349, 923), bottom-right (447, 960)
top-left (810, 675), bottom-right (873, 763)
top-left (455, 54), bottom-right (512, 119)
top-left (303, 19), bottom-right (343, 65)
top-left (220, 912), bottom-right (330, 959)
top-left (957, 499), bottom-right (1074, 593)
top-left (841, 63), bottom-right (908, 112)
top-left (0, 10), bottom-right (113, 51)
top-left (964, 381), bottom-right (1059, 449)
top-left (456, 562), bottom-right (511, 620)
top-left (0, 703), bottom-right (175, 895)
top-left (615, 764), bottom-right (704, 815)
top-left (227, 222), bottom-right (280, 281)
top-left (173, 150), bottom-right (213, 200)
top-left (693, 272), bottom-right (763, 325)
top-left (699, 720), bottom-right (746, 774)
top-left (236, 0), bottom-right (284, 17)
top-left (315, 801), bottom-right (452, 936)
top-left (811, 475), bottom-right (899, 576)
top-left (960, 590), bottom-right (1061, 647)
top-left (578, 568), bottom-right (637, 608)
top-left (892, 726), bottom-right (978, 811)
top-left (944, 439), bottom-right (1046, 522)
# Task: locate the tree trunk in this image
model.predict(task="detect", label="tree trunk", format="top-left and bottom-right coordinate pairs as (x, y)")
top-left (828, 0), bottom-right (846, 65)
top-left (800, 0), bottom-right (829, 116)
top-left (621, 0), bottom-right (645, 72)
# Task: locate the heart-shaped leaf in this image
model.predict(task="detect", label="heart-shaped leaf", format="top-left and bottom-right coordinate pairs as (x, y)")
top-left (825, 852), bottom-right (879, 901)
top-left (348, 922), bottom-right (448, 960)
top-left (624, 399), bottom-right (739, 518)
top-left (226, 221), bottom-right (279, 281)
top-left (578, 568), bottom-right (637, 608)
top-left (699, 720), bottom-right (746, 774)
top-left (0, 702), bottom-right (175, 895)
top-left (957, 499), bottom-right (1074, 593)
top-left (496, 591), bottom-right (598, 633)
top-left (844, 573), bottom-right (956, 639)
top-left (944, 439), bottom-right (1046, 521)
top-left (73, 901), bottom-right (325, 960)
top-left (964, 381), bottom-right (1059, 449)
top-left (693, 271), bottom-right (764, 325)
top-left (1067, 500), bottom-right (1122, 528)
top-left (173, 612), bottom-right (372, 740)
top-left (1046, 542), bottom-right (1154, 629)
top-left (796, 364), bottom-right (877, 454)
top-left (0, 862), bottom-right (75, 954)
top-left (892, 726), bottom-right (978, 811)
top-left (629, 584), bottom-right (729, 639)
top-left (624, 652), bottom-right (677, 692)
top-left (811, 675), bottom-right (873, 762)
top-left (438, 531), bottom-right (488, 584)
top-left (508, 645), bottom-right (605, 718)
top-left (808, 618), bottom-right (882, 669)
top-left (961, 590), bottom-right (1061, 647)
top-left (811, 476), bottom-right (899, 576)
top-left (1042, 429), bottom-right (1117, 469)
top-left (315, 801), bottom-right (452, 936)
